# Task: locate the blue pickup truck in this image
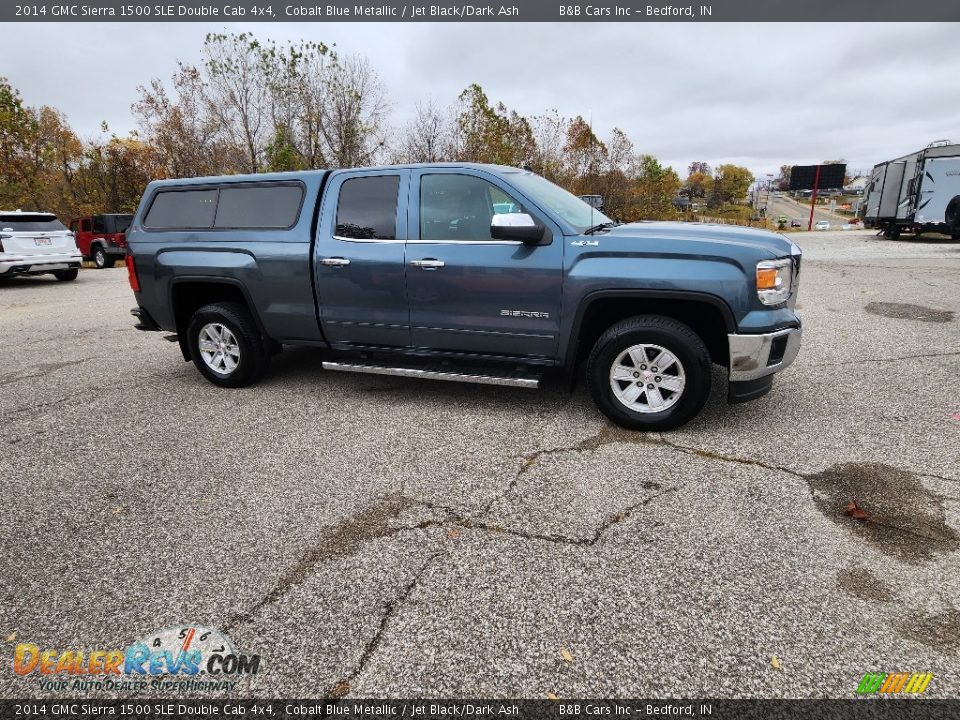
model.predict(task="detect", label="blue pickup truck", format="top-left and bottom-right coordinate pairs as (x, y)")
top-left (126, 164), bottom-right (801, 430)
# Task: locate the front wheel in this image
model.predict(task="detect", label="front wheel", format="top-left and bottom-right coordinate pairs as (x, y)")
top-left (186, 302), bottom-right (270, 388)
top-left (586, 315), bottom-right (712, 431)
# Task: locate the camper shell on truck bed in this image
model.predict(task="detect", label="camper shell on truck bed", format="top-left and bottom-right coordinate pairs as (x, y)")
top-left (126, 164), bottom-right (802, 431)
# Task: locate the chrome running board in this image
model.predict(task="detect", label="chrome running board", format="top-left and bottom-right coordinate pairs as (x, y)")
top-left (321, 361), bottom-right (540, 389)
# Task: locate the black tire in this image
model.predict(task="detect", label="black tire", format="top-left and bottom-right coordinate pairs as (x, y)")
top-left (946, 197), bottom-right (960, 241)
top-left (186, 302), bottom-right (269, 388)
top-left (586, 315), bottom-right (712, 432)
top-left (92, 246), bottom-right (115, 269)
top-left (53, 269), bottom-right (78, 282)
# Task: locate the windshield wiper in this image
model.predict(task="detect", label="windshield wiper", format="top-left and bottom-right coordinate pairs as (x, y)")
top-left (583, 221), bottom-right (617, 235)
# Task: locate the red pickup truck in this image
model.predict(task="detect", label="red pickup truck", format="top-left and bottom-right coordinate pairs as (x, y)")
top-left (69, 214), bottom-right (132, 268)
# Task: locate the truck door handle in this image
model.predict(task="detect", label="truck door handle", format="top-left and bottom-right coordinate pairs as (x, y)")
top-left (410, 259), bottom-right (445, 270)
top-left (320, 257), bottom-right (350, 267)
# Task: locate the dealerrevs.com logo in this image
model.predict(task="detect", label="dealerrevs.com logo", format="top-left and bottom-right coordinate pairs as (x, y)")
top-left (13, 625), bottom-right (260, 693)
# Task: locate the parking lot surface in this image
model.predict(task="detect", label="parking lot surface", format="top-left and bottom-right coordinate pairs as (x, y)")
top-left (1, 230), bottom-right (958, 698)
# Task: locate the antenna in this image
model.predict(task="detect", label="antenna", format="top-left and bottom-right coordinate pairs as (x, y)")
top-left (589, 109), bottom-right (594, 227)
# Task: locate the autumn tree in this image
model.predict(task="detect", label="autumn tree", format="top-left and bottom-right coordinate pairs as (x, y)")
top-left (133, 67), bottom-right (231, 178)
top-left (710, 164), bottom-right (754, 206)
top-left (683, 162), bottom-right (713, 200)
top-left (454, 84), bottom-right (534, 167)
top-left (562, 116), bottom-right (606, 192)
top-left (0, 77), bottom-right (41, 208)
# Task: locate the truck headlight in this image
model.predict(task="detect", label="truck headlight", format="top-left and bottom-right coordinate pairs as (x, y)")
top-left (756, 258), bottom-right (792, 305)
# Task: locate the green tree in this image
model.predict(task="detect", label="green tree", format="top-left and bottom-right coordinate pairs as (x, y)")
top-left (632, 155), bottom-right (681, 220)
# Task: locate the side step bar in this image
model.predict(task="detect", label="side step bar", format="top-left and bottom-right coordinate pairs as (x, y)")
top-left (321, 361), bottom-right (540, 389)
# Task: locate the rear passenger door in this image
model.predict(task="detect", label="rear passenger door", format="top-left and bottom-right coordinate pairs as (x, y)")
top-left (315, 170), bottom-right (411, 348)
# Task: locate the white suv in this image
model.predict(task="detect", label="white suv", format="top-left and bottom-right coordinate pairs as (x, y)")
top-left (0, 210), bottom-right (83, 281)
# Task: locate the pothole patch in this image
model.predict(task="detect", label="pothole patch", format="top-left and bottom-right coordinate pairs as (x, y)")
top-left (865, 302), bottom-right (954, 323)
top-left (806, 462), bottom-right (958, 564)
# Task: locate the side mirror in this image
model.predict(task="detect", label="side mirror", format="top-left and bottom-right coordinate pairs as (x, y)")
top-left (491, 213), bottom-right (544, 244)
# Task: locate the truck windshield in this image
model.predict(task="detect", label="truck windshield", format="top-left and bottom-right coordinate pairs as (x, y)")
top-left (506, 173), bottom-right (612, 232)
top-left (0, 215), bottom-right (67, 231)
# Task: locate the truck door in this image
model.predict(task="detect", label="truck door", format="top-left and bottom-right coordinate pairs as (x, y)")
top-left (405, 169), bottom-right (563, 359)
top-left (314, 169), bottom-right (411, 348)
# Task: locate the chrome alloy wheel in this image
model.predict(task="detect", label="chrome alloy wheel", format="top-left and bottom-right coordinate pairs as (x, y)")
top-left (609, 343), bottom-right (686, 414)
top-left (198, 323), bottom-right (241, 376)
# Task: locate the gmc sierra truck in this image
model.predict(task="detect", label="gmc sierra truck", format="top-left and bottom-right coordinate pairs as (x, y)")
top-left (126, 164), bottom-right (802, 430)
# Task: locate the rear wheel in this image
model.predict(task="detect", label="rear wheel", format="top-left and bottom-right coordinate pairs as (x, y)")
top-left (186, 302), bottom-right (269, 388)
top-left (92, 246), bottom-right (114, 269)
top-left (586, 315), bottom-right (712, 431)
top-left (53, 269), bottom-right (78, 282)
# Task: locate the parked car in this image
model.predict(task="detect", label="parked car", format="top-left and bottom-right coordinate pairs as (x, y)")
top-left (790, 219), bottom-right (802, 228)
top-left (69, 213), bottom-right (132, 268)
top-left (0, 210), bottom-right (83, 281)
top-left (815, 220), bottom-right (831, 231)
top-left (126, 164), bottom-right (802, 431)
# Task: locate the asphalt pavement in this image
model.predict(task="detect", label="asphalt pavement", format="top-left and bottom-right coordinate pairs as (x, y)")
top-left (1, 230), bottom-right (958, 699)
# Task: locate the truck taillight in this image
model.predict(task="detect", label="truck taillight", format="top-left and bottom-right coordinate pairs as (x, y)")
top-left (126, 255), bottom-right (140, 292)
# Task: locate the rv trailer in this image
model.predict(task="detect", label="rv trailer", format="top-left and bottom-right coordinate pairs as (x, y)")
top-left (862, 141), bottom-right (960, 240)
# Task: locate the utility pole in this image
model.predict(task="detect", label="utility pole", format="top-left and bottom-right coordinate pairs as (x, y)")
top-left (807, 164), bottom-right (821, 231)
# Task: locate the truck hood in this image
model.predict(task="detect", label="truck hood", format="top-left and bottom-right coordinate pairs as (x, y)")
top-left (599, 221), bottom-right (796, 258)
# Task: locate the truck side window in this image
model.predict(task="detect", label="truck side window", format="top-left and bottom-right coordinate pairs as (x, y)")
top-left (215, 184), bottom-right (304, 229)
top-left (145, 189), bottom-right (218, 229)
top-left (420, 174), bottom-right (524, 241)
top-left (335, 176), bottom-right (400, 240)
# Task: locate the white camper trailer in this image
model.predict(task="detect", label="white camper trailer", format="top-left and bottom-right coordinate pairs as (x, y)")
top-left (861, 141), bottom-right (960, 239)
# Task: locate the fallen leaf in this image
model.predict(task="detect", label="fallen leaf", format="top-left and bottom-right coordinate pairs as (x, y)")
top-left (447, 528), bottom-right (460, 539)
top-left (111, 507), bottom-right (122, 516)
top-left (546, 693), bottom-right (559, 701)
top-left (771, 656), bottom-right (781, 670)
top-left (6, 632), bottom-right (16, 643)
top-left (844, 501), bottom-right (870, 521)
top-left (560, 649), bottom-right (573, 663)
top-left (331, 680), bottom-right (350, 697)
top-left (951, 413), bottom-right (960, 422)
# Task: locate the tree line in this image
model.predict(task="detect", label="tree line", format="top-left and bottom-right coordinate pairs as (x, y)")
top-left (0, 32), bottom-right (754, 222)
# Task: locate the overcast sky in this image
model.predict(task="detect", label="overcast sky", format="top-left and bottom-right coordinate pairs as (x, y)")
top-left (6, 22), bottom-right (958, 178)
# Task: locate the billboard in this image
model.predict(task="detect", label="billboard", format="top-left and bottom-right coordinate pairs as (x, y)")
top-left (789, 164), bottom-right (846, 190)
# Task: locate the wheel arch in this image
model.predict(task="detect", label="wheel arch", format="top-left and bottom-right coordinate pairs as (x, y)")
top-left (565, 290), bottom-right (736, 377)
top-left (169, 277), bottom-right (270, 361)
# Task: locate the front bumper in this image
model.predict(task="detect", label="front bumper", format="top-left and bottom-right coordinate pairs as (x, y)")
top-left (728, 322), bottom-right (802, 382)
top-left (0, 252), bottom-right (83, 275)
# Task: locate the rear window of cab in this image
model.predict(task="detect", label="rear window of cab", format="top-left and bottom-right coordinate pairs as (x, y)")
top-left (144, 183), bottom-right (305, 230)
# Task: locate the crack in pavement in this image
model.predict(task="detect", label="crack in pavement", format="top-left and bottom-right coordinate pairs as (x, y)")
top-left (0, 357), bottom-right (100, 387)
top-left (817, 350), bottom-right (960, 368)
top-left (417, 486), bottom-right (677, 547)
top-left (225, 496), bottom-right (415, 631)
top-left (326, 552), bottom-right (448, 699)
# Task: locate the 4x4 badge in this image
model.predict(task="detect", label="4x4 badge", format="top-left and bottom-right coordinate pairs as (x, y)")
top-left (571, 240), bottom-right (599, 246)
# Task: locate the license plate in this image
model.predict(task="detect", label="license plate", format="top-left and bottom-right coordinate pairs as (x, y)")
top-left (34, 237), bottom-right (52, 246)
